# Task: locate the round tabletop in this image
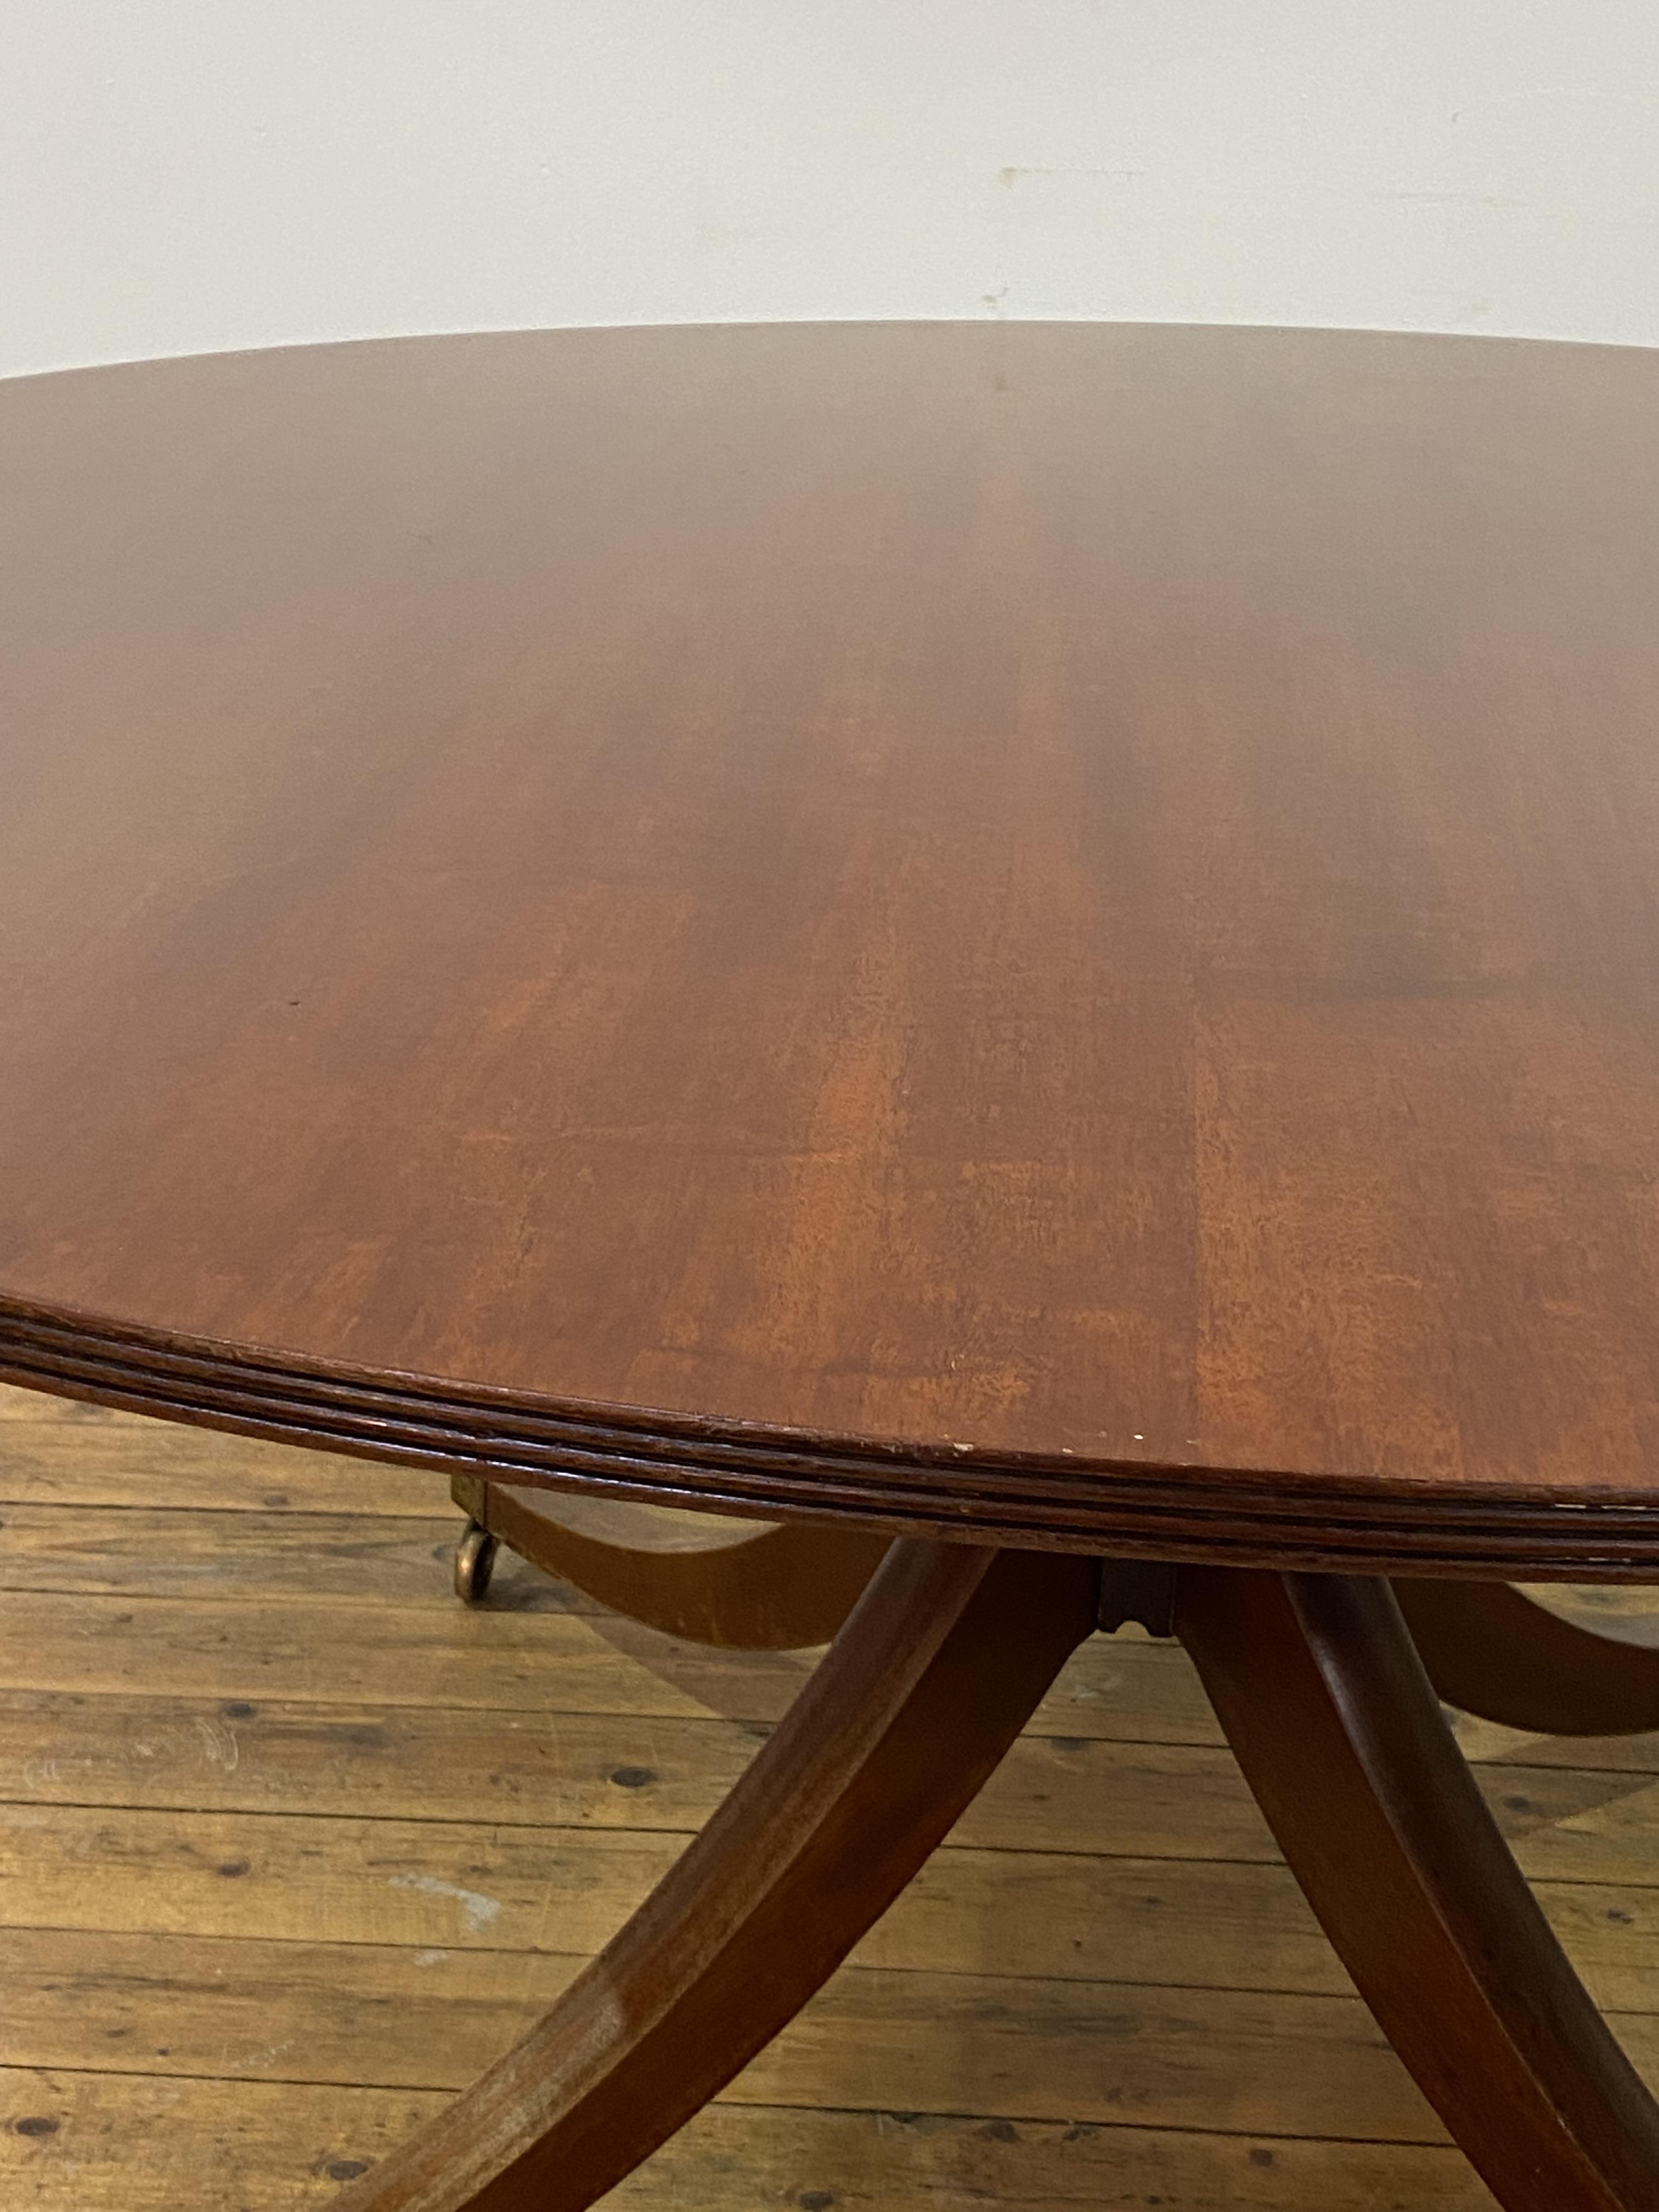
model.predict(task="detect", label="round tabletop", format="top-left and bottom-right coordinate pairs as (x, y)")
top-left (4, 321), bottom-right (1659, 1572)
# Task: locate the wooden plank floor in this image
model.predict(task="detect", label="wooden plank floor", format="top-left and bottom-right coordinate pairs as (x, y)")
top-left (5, 1393), bottom-right (1659, 2208)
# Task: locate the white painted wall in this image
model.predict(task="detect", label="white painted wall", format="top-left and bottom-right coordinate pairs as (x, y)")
top-left (3, 2), bottom-right (1657, 378)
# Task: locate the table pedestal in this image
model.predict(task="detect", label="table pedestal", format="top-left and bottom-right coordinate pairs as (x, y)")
top-left (327, 1513), bottom-right (1659, 2212)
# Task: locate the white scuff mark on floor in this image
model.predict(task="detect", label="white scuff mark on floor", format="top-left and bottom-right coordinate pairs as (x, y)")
top-left (194, 1714), bottom-right (240, 1770)
top-left (390, 1871), bottom-right (503, 1932)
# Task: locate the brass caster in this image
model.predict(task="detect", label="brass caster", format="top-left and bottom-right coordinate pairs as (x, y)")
top-left (454, 1519), bottom-right (499, 1604)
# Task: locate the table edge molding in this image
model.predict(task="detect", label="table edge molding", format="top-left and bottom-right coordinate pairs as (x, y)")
top-left (2, 1292), bottom-right (1655, 1579)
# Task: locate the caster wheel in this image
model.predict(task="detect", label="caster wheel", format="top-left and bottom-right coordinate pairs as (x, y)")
top-left (454, 1519), bottom-right (499, 1604)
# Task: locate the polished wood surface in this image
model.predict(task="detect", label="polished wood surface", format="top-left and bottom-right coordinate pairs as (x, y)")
top-left (1178, 1569), bottom-right (1659, 2210)
top-left (1397, 1578), bottom-right (1659, 1736)
top-left (336, 1540), bottom-right (1098, 2210)
top-left (450, 1476), bottom-right (885, 1647)
top-left (5, 321), bottom-right (1659, 1561)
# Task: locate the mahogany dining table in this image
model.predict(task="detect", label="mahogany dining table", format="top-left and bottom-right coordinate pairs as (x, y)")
top-left (4, 320), bottom-right (1659, 2210)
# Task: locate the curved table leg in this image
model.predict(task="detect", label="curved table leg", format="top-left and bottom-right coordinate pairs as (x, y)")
top-left (1395, 1577), bottom-right (1659, 1735)
top-left (337, 1538), bottom-right (1099, 2211)
top-left (1177, 1568), bottom-right (1659, 2211)
top-left (453, 1474), bottom-right (887, 1647)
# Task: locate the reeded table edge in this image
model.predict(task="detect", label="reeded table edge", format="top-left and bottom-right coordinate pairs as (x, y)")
top-left (3, 1292), bottom-right (1657, 1579)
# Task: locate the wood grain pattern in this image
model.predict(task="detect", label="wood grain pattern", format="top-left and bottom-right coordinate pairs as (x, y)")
top-left (0, 2069), bottom-right (447, 2211)
top-left (0, 2071), bottom-right (1494, 2212)
top-left (5, 327), bottom-right (1659, 1566)
top-left (0, 1581), bottom-right (1177, 1733)
top-left (13, 1751), bottom-right (1659, 2007)
top-left (4, 1927), bottom-right (1462, 2138)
